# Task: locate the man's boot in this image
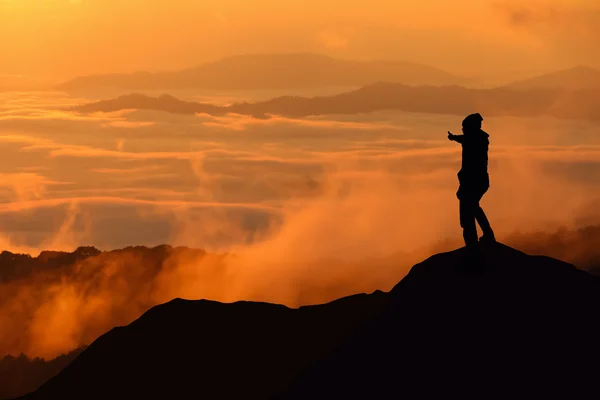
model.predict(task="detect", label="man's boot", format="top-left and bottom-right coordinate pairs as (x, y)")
top-left (463, 227), bottom-right (478, 248)
top-left (475, 207), bottom-right (495, 243)
top-left (479, 232), bottom-right (496, 243)
top-left (461, 228), bottom-right (483, 271)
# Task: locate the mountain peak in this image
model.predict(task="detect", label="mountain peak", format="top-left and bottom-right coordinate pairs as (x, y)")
top-left (57, 53), bottom-right (466, 92)
top-left (73, 246), bottom-right (101, 258)
top-left (16, 243), bottom-right (600, 399)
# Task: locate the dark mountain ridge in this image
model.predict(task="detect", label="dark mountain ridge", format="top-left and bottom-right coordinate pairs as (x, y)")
top-left (14, 242), bottom-right (600, 399)
top-left (0, 246), bottom-right (100, 283)
top-left (0, 244), bottom-right (212, 284)
top-left (71, 83), bottom-right (600, 121)
top-left (0, 348), bottom-right (85, 400)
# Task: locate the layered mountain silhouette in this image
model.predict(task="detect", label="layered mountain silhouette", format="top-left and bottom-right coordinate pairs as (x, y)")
top-left (0, 349), bottom-right (84, 400)
top-left (56, 53), bottom-right (467, 92)
top-left (500, 65), bottom-right (600, 90)
top-left (0, 246), bottom-right (101, 283)
top-left (14, 242), bottom-right (600, 399)
top-left (72, 82), bottom-right (600, 121)
top-left (0, 245), bottom-right (209, 284)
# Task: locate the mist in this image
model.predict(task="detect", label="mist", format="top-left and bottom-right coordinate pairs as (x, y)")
top-left (0, 90), bottom-right (599, 360)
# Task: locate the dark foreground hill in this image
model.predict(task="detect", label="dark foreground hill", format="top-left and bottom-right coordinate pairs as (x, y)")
top-left (15, 242), bottom-right (600, 399)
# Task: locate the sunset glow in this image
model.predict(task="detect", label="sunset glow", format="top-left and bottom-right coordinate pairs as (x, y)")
top-left (1, 0), bottom-right (599, 81)
top-left (1, 0), bottom-right (599, 382)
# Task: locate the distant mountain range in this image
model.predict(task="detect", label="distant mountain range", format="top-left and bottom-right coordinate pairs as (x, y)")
top-left (72, 79), bottom-right (600, 121)
top-left (499, 65), bottom-right (600, 90)
top-left (14, 242), bottom-right (600, 399)
top-left (55, 54), bottom-right (600, 93)
top-left (56, 53), bottom-right (470, 92)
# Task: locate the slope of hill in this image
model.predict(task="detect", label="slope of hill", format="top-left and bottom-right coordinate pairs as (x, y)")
top-left (504, 224), bottom-right (600, 273)
top-left (72, 83), bottom-right (600, 121)
top-left (499, 65), bottom-right (600, 90)
top-left (56, 53), bottom-right (468, 92)
top-left (15, 242), bottom-right (600, 399)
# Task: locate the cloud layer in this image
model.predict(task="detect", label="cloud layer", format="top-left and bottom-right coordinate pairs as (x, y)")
top-left (0, 90), bottom-right (599, 359)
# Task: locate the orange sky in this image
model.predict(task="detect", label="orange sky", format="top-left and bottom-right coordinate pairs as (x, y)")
top-left (1, 0), bottom-right (598, 81)
top-left (2, 0), bottom-right (600, 362)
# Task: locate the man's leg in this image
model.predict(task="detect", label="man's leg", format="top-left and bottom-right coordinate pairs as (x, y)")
top-left (458, 192), bottom-right (478, 247)
top-left (474, 189), bottom-right (495, 240)
top-left (474, 206), bottom-right (493, 236)
top-left (457, 187), bottom-right (484, 268)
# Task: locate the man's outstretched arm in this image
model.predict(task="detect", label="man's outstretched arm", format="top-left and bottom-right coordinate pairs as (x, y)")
top-left (448, 131), bottom-right (464, 143)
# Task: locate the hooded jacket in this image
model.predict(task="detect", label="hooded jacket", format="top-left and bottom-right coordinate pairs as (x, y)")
top-left (456, 129), bottom-right (490, 186)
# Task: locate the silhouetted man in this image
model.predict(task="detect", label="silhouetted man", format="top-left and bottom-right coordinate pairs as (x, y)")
top-left (448, 113), bottom-right (495, 248)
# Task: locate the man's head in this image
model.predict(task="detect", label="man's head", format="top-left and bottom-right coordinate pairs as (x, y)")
top-left (462, 113), bottom-right (483, 134)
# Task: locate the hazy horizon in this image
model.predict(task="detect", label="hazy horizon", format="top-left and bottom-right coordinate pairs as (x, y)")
top-left (2, 0), bottom-right (600, 84)
top-left (0, 52), bottom-right (579, 93)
